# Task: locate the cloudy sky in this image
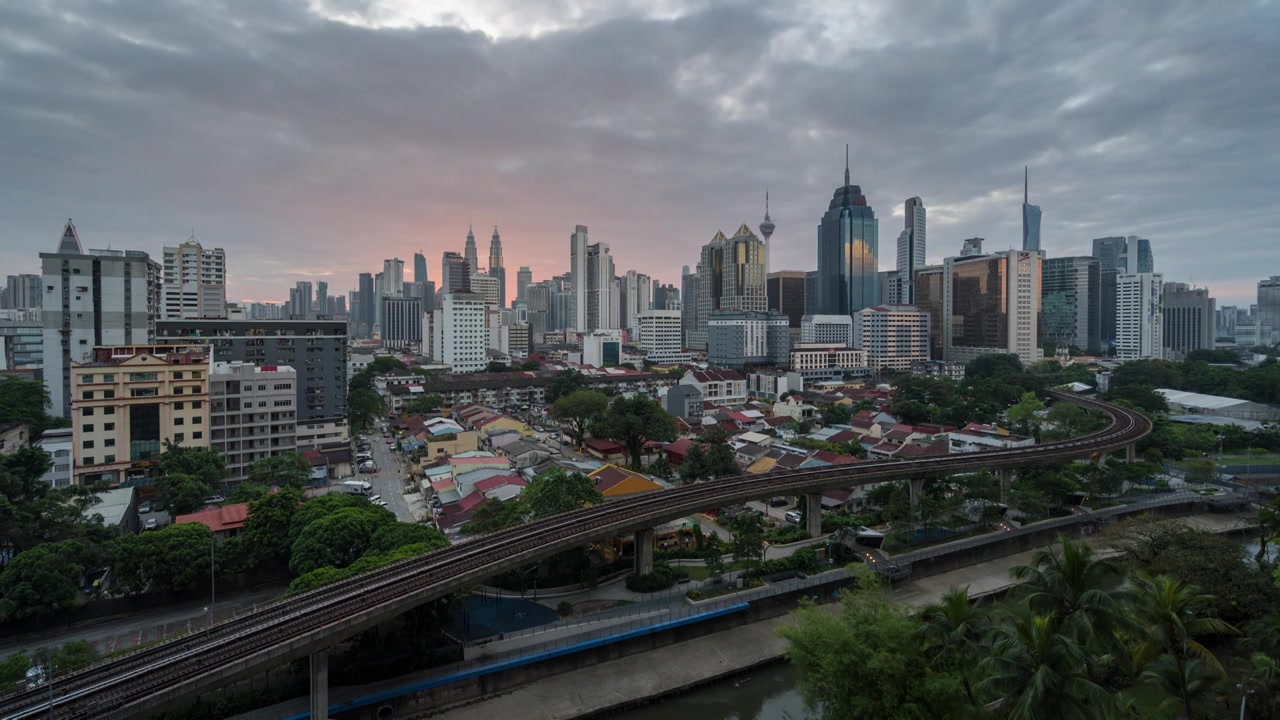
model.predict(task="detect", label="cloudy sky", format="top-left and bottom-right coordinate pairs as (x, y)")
top-left (2, 0), bottom-right (1277, 305)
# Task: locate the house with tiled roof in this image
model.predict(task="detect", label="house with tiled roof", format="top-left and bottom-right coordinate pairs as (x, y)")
top-left (664, 438), bottom-right (694, 468)
top-left (588, 465), bottom-right (664, 498)
top-left (682, 368), bottom-right (746, 406)
top-left (175, 503), bottom-right (250, 541)
top-left (583, 438), bottom-right (627, 461)
top-left (949, 423), bottom-right (1034, 453)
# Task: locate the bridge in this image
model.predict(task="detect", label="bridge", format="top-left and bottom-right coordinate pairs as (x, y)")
top-left (0, 392), bottom-right (1149, 720)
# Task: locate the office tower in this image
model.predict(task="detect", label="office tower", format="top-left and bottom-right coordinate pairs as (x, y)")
top-left (488, 226), bottom-right (506, 308)
top-left (469, 273), bottom-right (502, 307)
top-left (1116, 272), bottom-right (1164, 360)
top-left (464, 226), bottom-right (479, 275)
top-left (430, 292), bottom-right (487, 373)
top-left (816, 146), bottom-right (878, 316)
top-left (527, 281), bottom-right (552, 337)
top-left (516, 266), bottom-right (533, 303)
top-left (1162, 283), bottom-right (1215, 359)
top-left (942, 250), bottom-right (1042, 367)
top-left (381, 296), bottom-right (423, 351)
top-left (334, 295), bottom-right (346, 317)
top-left (585, 242), bottom-right (616, 331)
top-left (441, 251), bottom-right (469, 294)
top-left (854, 305), bottom-right (931, 370)
top-left (41, 221), bottom-right (161, 417)
top-left (804, 271), bottom-right (820, 316)
top-left (653, 283), bottom-right (680, 311)
top-left (897, 196), bottom-right (926, 303)
top-left (801, 315), bottom-right (855, 347)
top-left (1022, 167), bottom-right (1041, 252)
top-left (382, 258), bottom-right (404, 298)
top-left (569, 224), bottom-right (589, 331)
top-left (5, 274), bottom-right (42, 310)
top-left (0, 286), bottom-right (7, 310)
top-left (1093, 235), bottom-right (1154, 352)
top-left (1041, 257), bottom-right (1102, 354)
top-left (960, 237), bottom-right (984, 257)
top-left (161, 238), bottom-right (226, 319)
top-left (316, 281), bottom-right (329, 316)
top-left (638, 310), bottom-right (683, 361)
top-left (413, 252), bottom-right (428, 283)
top-left (878, 270), bottom-right (900, 306)
top-left (70, 346), bottom-right (209, 485)
top-left (681, 270), bottom-right (699, 347)
top-left (357, 273), bottom-right (374, 337)
top-left (624, 270), bottom-right (651, 334)
top-left (157, 319), bottom-right (348, 427)
top-left (691, 224), bottom-right (767, 349)
top-left (0, 315), bottom-right (43, 367)
top-left (913, 265), bottom-right (945, 360)
top-left (707, 311), bottom-right (789, 369)
top-left (1259, 276), bottom-right (1280, 347)
top-left (1216, 306), bottom-right (1238, 340)
top-left (210, 361), bottom-right (297, 486)
top-left (767, 271), bottom-right (806, 329)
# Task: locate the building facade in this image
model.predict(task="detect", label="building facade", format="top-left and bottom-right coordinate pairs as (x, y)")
top-left (1022, 167), bottom-right (1041, 252)
top-left (583, 330), bottom-right (623, 368)
top-left (815, 154), bottom-right (879, 317)
top-left (1116, 271), bottom-right (1164, 360)
top-left (638, 310), bottom-right (684, 361)
top-left (854, 305), bottom-right (930, 371)
top-left (692, 224), bottom-right (767, 349)
top-left (767, 270), bottom-right (807, 329)
top-left (569, 225), bottom-right (589, 331)
top-left (800, 315), bottom-right (855, 347)
top-left (1259, 276), bottom-right (1280, 347)
top-left (896, 196), bottom-right (926, 304)
top-left (210, 361), bottom-right (297, 487)
top-left (1041, 256), bottom-right (1102, 354)
top-left (789, 345), bottom-right (868, 379)
top-left (431, 292), bottom-right (487, 373)
top-left (707, 310), bottom-right (789, 369)
top-left (942, 250), bottom-right (1042, 367)
top-left (1162, 283), bottom-right (1215, 359)
top-left (381, 296), bottom-right (423, 351)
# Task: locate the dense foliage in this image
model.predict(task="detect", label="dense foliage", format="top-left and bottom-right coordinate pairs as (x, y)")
top-left (1106, 357), bottom-right (1280, 407)
top-left (593, 395), bottom-right (677, 468)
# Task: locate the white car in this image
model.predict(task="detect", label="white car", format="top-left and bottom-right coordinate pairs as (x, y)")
top-left (368, 494), bottom-right (382, 503)
top-left (374, 500), bottom-right (388, 507)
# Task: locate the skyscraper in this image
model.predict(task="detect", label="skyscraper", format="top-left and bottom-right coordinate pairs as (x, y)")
top-left (441, 252), bottom-right (469, 294)
top-left (767, 270), bottom-right (807, 329)
top-left (1115, 240), bottom-right (1162, 360)
top-left (3, 274), bottom-right (40, 310)
top-left (488, 226), bottom-right (506, 308)
top-left (41, 220), bottom-right (161, 417)
top-left (680, 270), bottom-right (699, 349)
top-left (1041, 257), bottom-right (1102, 354)
top-left (569, 225), bottom-right (589, 331)
top-left (1162, 283), bottom-right (1215, 359)
top-left (161, 237), bottom-right (227, 319)
top-left (942, 250), bottom-right (1042, 367)
top-left (585, 242), bottom-right (616, 331)
top-left (1093, 235), bottom-right (1154, 352)
top-left (896, 197), bottom-right (926, 304)
top-left (316, 280), bottom-right (329, 316)
top-left (624, 270), bottom-right (651, 334)
top-left (382, 258), bottom-right (404, 298)
top-left (294, 281), bottom-right (313, 319)
top-left (464, 226), bottom-right (479, 275)
top-left (816, 146), bottom-right (878, 316)
top-left (1022, 166), bottom-right (1042, 252)
top-left (691, 224), bottom-right (767, 349)
top-left (413, 252), bottom-right (428, 283)
top-left (516, 266), bottom-right (533, 303)
top-left (1257, 276), bottom-right (1280, 347)
top-left (357, 273), bottom-right (373, 336)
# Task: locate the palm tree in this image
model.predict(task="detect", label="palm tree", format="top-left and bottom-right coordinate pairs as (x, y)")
top-left (976, 607), bottom-right (1113, 719)
top-left (919, 586), bottom-right (988, 706)
top-left (1128, 572), bottom-right (1238, 719)
top-left (1010, 536), bottom-right (1127, 646)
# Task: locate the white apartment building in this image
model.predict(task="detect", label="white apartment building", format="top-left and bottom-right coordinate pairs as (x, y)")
top-left (854, 305), bottom-right (930, 370)
top-left (624, 270), bottom-right (652, 336)
top-left (1116, 271), bottom-right (1164, 360)
top-left (36, 428), bottom-right (74, 487)
top-left (162, 239), bottom-right (226, 320)
top-left (469, 273), bottom-right (502, 307)
top-left (431, 292), bottom-right (487, 373)
top-left (800, 314), bottom-right (855, 347)
top-left (789, 345), bottom-right (867, 373)
top-left (682, 368), bottom-right (746, 406)
top-left (210, 361), bottom-right (297, 486)
top-left (638, 310), bottom-right (685, 361)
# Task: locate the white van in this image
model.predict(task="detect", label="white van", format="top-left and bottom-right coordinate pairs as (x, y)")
top-left (342, 480), bottom-right (373, 496)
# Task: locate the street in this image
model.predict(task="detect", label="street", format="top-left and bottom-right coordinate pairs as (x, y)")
top-left (362, 430), bottom-right (416, 522)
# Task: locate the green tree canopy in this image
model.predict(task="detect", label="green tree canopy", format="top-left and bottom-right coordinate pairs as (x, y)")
top-left (110, 521), bottom-right (215, 595)
top-left (288, 493), bottom-right (393, 546)
top-left (729, 513), bottom-right (765, 567)
top-left (368, 522), bottom-right (448, 555)
top-left (1005, 391), bottom-right (1044, 436)
top-left (239, 486), bottom-right (304, 570)
top-left (247, 452), bottom-right (311, 489)
top-left (0, 375), bottom-right (67, 438)
top-left (0, 447), bottom-right (107, 555)
top-left (549, 389), bottom-right (609, 447)
top-left (545, 370), bottom-right (585, 404)
top-left (521, 468), bottom-right (602, 519)
top-left (0, 540), bottom-right (90, 621)
top-left (821, 403), bottom-right (852, 426)
top-left (155, 472), bottom-right (218, 516)
top-left (677, 442), bottom-right (709, 483)
top-left (157, 442), bottom-right (226, 487)
top-left (348, 387), bottom-right (386, 432)
top-left (289, 507), bottom-right (390, 574)
top-left (593, 395), bottom-right (676, 467)
top-left (404, 394), bottom-right (445, 415)
top-left (459, 498), bottom-right (523, 535)
top-left (965, 353), bottom-right (1025, 379)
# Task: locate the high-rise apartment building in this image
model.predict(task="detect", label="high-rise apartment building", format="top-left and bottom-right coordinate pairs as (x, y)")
top-left (569, 225), bottom-right (590, 332)
top-left (5, 274), bottom-right (42, 310)
top-left (942, 250), bottom-right (1042, 367)
top-left (585, 242), bottom-right (616, 331)
top-left (624, 270), bottom-right (651, 335)
top-left (681, 268), bottom-right (699, 348)
top-left (210, 361), bottom-right (297, 487)
top-left (896, 197), bottom-right (926, 303)
top-left (382, 259), bottom-right (404, 299)
top-left (516, 266), bottom-right (533, 304)
top-left (293, 281), bottom-right (314, 320)
top-left (469, 273), bottom-right (502, 307)
top-left (488, 226), bottom-right (506, 308)
top-left (413, 252), bottom-right (428, 284)
top-left (1259, 276), bottom-right (1280, 347)
top-left (1162, 283), bottom-right (1214, 359)
top-left (526, 281), bottom-right (552, 337)
top-left (1041, 257), bottom-right (1102, 354)
top-left (854, 305), bottom-right (931, 371)
top-left (317, 281), bottom-right (330, 316)
top-left (767, 271), bottom-right (806, 329)
top-left (41, 221), bottom-right (162, 417)
top-left (1093, 235), bottom-right (1154, 352)
top-left (430, 292), bottom-right (487, 373)
top-left (357, 273), bottom-right (375, 337)
top-left (71, 346), bottom-right (209, 485)
top-left (162, 239), bottom-right (226, 319)
top-left (464, 226), bottom-right (479, 276)
top-left (653, 283), bottom-right (680, 311)
top-left (638, 310), bottom-right (684, 361)
top-left (1022, 167), bottom-right (1041, 252)
top-left (691, 224), bottom-right (767, 349)
top-left (441, 251), bottom-right (469, 295)
top-left (816, 149), bottom-right (878, 317)
top-left (1116, 272), bottom-right (1163, 360)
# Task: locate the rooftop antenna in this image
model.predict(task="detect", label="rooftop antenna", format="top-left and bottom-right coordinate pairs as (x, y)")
top-left (844, 144), bottom-right (850, 187)
top-left (1024, 166), bottom-right (1029, 203)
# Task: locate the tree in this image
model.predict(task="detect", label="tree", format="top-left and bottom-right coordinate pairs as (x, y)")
top-left (892, 399), bottom-right (934, 425)
top-left (678, 443), bottom-right (708, 483)
top-left (247, 452), bottom-right (311, 489)
top-left (920, 587), bottom-right (989, 706)
top-left (0, 447), bottom-right (107, 555)
top-left (1009, 536), bottom-right (1126, 646)
top-left (0, 540), bottom-right (89, 620)
top-left (1144, 531), bottom-right (1277, 624)
top-left (155, 472), bottom-right (217, 516)
top-left (459, 498), bottom-right (523, 534)
top-left (821, 403), bottom-right (852, 426)
top-left (368, 522), bottom-right (447, 554)
top-left (520, 360), bottom-right (540, 371)
top-left (545, 370), bottom-right (585, 404)
top-left (288, 491), bottom-right (385, 545)
top-left (521, 468), bottom-right (601, 519)
top-left (729, 513), bottom-right (765, 568)
top-left (550, 390), bottom-right (609, 447)
top-left (239, 486), bottom-right (304, 570)
top-left (289, 507), bottom-right (390, 574)
top-left (0, 651), bottom-right (29, 693)
top-left (226, 481), bottom-right (270, 505)
top-left (0, 375), bottom-right (67, 438)
top-left (593, 395), bottom-right (676, 468)
top-left (1105, 384), bottom-right (1169, 414)
top-left (484, 361), bottom-right (510, 373)
top-left (111, 522), bottom-right (215, 595)
top-left (701, 428), bottom-right (739, 478)
top-left (348, 387), bottom-right (386, 432)
top-left (1006, 391), bottom-right (1044, 436)
top-left (403, 394), bottom-right (445, 415)
top-left (1044, 402), bottom-right (1088, 440)
top-left (702, 533), bottom-right (726, 582)
top-left (157, 442), bottom-right (226, 487)
top-left (965, 353), bottom-right (1024, 379)
top-left (780, 574), bottom-right (977, 720)
top-left (646, 456), bottom-right (673, 479)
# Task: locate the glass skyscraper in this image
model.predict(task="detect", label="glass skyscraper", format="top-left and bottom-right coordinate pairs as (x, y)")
top-left (1022, 166), bottom-right (1041, 252)
top-left (816, 149), bottom-right (878, 316)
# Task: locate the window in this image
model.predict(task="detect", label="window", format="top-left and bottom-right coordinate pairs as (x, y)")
top-left (175, 402), bottom-right (185, 410)
top-left (84, 424), bottom-right (94, 433)
top-left (104, 438), bottom-right (115, 447)
top-left (83, 456), bottom-right (93, 465)
top-left (174, 387), bottom-right (183, 395)
top-left (191, 371), bottom-right (202, 379)
top-left (80, 374), bottom-right (94, 384)
top-left (104, 423), bottom-right (114, 431)
top-left (193, 416), bottom-right (203, 425)
top-left (104, 390), bottom-right (115, 399)
top-left (174, 417), bottom-right (184, 426)
top-left (258, 384), bottom-right (266, 391)
top-left (173, 433), bottom-right (185, 443)
top-left (81, 391), bottom-right (93, 400)
top-left (103, 406), bottom-right (115, 415)
top-left (103, 374), bottom-right (114, 382)
top-left (104, 455), bottom-right (115, 464)
top-left (193, 431), bottom-right (203, 440)
top-left (174, 371), bottom-right (184, 379)
top-left (192, 400), bottom-right (202, 409)
top-left (128, 372), bottom-right (158, 382)
top-left (82, 440), bottom-right (94, 449)
top-left (82, 407), bottom-right (93, 417)
top-left (129, 388), bottom-right (157, 398)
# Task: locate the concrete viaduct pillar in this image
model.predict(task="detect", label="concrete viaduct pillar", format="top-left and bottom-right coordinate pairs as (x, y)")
top-left (309, 649), bottom-right (329, 720)
top-left (1125, 444), bottom-right (1137, 463)
top-left (998, 468), bottom-right (1013, 505)
top-left (634, 528), bottom-right (654, 575)
top-left (805, 493), bottom-right (823, 538)
top-left (908, 478), bottom-right (926, 514)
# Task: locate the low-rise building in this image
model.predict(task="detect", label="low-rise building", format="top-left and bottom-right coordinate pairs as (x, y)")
top-left (708, 311), bottom-right (790, 368)
top-left (663, 384), bottom-right (705, 420)
top-left (36, 428), bottom-right (74, 487)
top-left (746, 371), bottom-right (803, 402)
top-left (176, 502), bottom-right (250, 542)
top-left (909, 359), bottom-right (967, 381)
top-left (82, 486), bottom-right (138, 535)
top-left (0, 421), bottom-right (28, 455)
top-left (789, 344), bottom-right (869, 381)
top-left (772, 396), bottom-right (818, 424)
top-left (948, 423), bottom-right (1034, 453)
top-left (1155, 389), bottom-right (1280, 422)
top-left (682, 368), bottom-right (746, 406)
top-left (588, 464), bottom-right (665, 498)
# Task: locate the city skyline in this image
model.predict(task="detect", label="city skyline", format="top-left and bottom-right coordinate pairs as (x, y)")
top-left (0, 1), bottom-right (1275, 305)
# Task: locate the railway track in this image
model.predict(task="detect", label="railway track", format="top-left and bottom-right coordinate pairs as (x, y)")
top-left (0, 392), bottom-right (1149, 720)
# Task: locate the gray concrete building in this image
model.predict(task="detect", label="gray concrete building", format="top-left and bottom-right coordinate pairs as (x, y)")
top-left (156, 319), bottom-right (348, 425)
top-left (210, 361), bottom-right (298, 486)
top-left (1162, 283), bottom-right (1215, 360)
top-left (708, 310), bottom-right (789, 369)
top-left (381, 296), bottom-right (423, 351)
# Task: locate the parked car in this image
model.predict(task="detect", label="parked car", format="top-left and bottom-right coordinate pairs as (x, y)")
top-left (768, 497), bottom-right (788, 508)
top-left (202, 495), bottom-right (226, 505)
top-left (784, 510), bottom-right (803, 525)
top-left (368, 494), bottom-right (382, 503)
top-left (374, 500), bottom-right (388, 507)
top-left (138, 501), bottom-right (152, 514)
top-left (144, 518), bottom-right (159, 531)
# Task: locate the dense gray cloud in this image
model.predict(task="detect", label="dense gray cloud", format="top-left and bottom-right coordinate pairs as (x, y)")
top-left (0, 0), bottom-right (1275, 304)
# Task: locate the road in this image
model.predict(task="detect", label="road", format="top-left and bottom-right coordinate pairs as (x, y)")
top-left (360, 430), bottom-right (415, 522)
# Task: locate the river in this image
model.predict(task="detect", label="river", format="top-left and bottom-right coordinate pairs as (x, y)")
top-left (611, 663), bottom-right (807, 720)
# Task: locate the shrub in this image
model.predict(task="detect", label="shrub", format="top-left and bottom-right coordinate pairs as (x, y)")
top-left (686, 589), bottom-right (704, 601)
top-left (556, 601), bottom-right (574, 618)
top-left (751, 546), bottom-right (822, 578)
top-left (767, 525), bottom-right (810, 544)
top-left (624, 561), bottom-right (688, 593)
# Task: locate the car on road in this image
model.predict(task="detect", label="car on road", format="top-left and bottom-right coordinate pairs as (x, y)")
top-left (784, 510), bottom-right (803, 525)
top-left (202, 495), bottom-right (226, 505)
top-left (144, 518), bottom-right (159, 531)
top-left (368, 494), bottom-right (382, 503)
top-left (768, 497), bottom-right (788, 508)
top-left (374, 500), bottom-right (388, 507)
top-left (138, 501), bottom-right (152, 514)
